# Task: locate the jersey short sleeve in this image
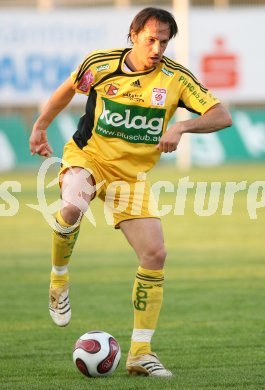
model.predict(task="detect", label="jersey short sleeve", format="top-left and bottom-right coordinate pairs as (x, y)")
top-left (70, 52), bottom-right (97, 96)
top-left (177, 67), bottom-right (220, 115)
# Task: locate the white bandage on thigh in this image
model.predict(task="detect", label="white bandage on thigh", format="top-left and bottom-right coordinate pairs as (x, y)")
top-left (132, 329), bottom-right (155, 342)
top-left (61, 168), bottom-right (95, 214)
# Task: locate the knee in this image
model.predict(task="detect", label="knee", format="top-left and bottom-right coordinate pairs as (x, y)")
top-left (61, 203), bottom-right (84, 225)
top-left (141, 245), bottom-right (167, 269)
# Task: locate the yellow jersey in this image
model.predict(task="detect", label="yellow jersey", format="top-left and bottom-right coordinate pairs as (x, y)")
top-left (70, 48), bottom-right (219, 181)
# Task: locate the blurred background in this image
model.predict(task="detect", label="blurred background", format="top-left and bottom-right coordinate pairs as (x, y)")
top-left (0, 0), bottom-right (264, 171)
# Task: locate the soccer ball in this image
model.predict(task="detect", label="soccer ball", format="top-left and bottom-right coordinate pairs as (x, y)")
top-left (73, 330), bottom-right (121, 377)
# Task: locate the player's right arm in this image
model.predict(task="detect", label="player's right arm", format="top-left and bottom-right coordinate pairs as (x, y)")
top-left (29, 77), bottom-right (76, 157)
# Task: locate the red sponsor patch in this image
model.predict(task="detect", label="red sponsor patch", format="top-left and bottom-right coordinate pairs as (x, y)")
top-left (77, 69), bottom-right (94, 92)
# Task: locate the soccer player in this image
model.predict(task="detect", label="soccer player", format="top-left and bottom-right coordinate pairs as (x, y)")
top-left (29, 7), bottom-right (232, 377)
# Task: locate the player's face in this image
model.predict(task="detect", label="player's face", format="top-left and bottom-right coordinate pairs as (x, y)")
top-left (130, 18), bottom-right (170, 70)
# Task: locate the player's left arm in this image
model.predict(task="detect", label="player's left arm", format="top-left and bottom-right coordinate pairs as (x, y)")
top-left (157, 103), bottom-right (232, 153)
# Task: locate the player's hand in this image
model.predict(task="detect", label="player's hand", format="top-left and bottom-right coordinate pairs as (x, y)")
top-left (156, 123), bottom-right (182, 153)
top-left (29, 127), bottom-right (53, 157)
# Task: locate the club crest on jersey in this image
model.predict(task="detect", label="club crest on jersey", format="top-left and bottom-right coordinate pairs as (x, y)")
top-left (77, 69), bottom-right (94, 93)
top-left (151, 88), bottom-right (167, 107)
top-left (105, 83), bottom-right (119, 96)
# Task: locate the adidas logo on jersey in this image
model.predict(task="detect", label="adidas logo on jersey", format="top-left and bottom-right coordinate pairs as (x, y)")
top-left (130, 79), bottom-right (141, 88)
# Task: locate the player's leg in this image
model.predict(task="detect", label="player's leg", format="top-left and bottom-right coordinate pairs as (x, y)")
top-left (49, 167), bottom-right (95, 326)
top-left (120, 217), bottom-right (166, 353)
top-left (120, 218), bottom-right (172, 377)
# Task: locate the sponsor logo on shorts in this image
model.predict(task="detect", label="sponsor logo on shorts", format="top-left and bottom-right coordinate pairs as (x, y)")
top-left (96, 97), bottom-right (165, 144)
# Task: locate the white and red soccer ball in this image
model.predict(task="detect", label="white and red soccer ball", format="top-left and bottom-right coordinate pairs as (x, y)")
top-left (73, 331), bottom-right (121, 377)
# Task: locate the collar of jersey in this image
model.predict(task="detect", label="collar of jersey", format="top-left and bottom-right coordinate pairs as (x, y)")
top-left (121, 48), bottom-right (157, 76)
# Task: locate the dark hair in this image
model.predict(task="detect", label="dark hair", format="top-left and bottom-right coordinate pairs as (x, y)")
top-left (128, 7), bottom-right (178, 44)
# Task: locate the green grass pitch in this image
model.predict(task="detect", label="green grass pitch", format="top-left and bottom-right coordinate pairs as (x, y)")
top-left (0, 163), bottom-right (264, 389)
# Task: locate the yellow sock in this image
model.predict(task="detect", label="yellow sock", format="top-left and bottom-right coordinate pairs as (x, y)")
top-left (130, 266), bottom-right (164, 356)
top-left (51, 211), bottom-right (80, 288)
